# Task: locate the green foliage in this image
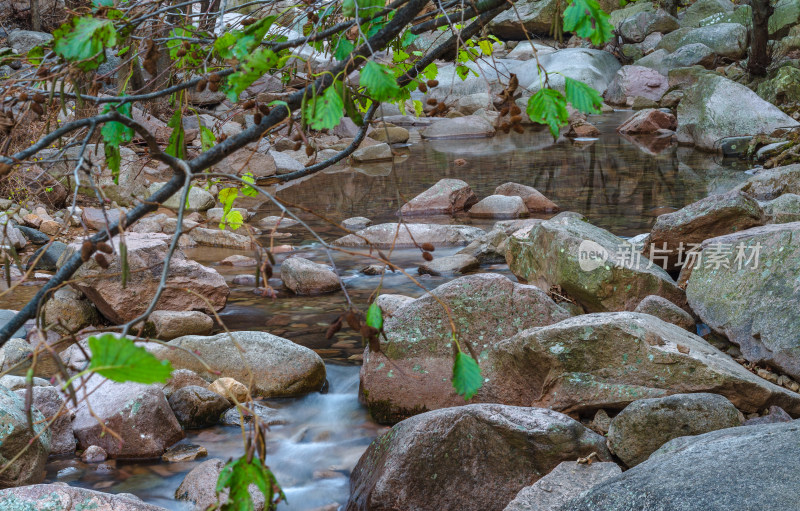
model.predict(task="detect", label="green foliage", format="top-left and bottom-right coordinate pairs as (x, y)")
top-left (216, 457), bottom-right (285, 511)
top-left (225, 48), bottom-right (278, 102)
top-left (215, 16), bottom-right (277, 60)
top-left (304, 85), bottom-right (344, 130)
top-left (53, 16), bottom-right (117, 71)
top-left (100, 102), bottom-right (133, 185)
top-left (366, 302), bottom-right (383, 330)
top-left (563, 0), bottom-right (614, 46)
top-left (334, 38), bottom-right (355, 61)
top-left (527, 88), bottom-right (569, 138)
top-left (166, 108), bottom-right (186, 160)
top-left (564, 77), bottom-right (603, 114)
top-left (87, 334), bottom-right (173, 384)
top-left (452, 351), bottom-right (482, 400)
top-left (359, 61), bottom-right (401, 102)
top-left (343, 0), bottom-right (384, 19)
top-left (218, 187), bottom-right (239, 230)
top-left (200, 126), bottom-right (216, 151)
top-left (241, 173), bottom-right (259, 197)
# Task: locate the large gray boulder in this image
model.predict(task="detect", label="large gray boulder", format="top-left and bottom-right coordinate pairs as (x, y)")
top-left (14, 385), bottom-right (76, 455)
top-left (515, 49), bottom-right (622, 97)
top-left (8, 30), bottom-right (53, 54)
top-left (506, 213), bottom-right (685, 312)
top-left (736, 164), bottom-right (800, 200)
top-left (675, 23), bottom-right (748, 59)
top-left (0, 485), bottom-right (167, 510)
top-left (604, 65), bottom-right (669, 105)
top-left (420, 116), bottom-right (496, 139)
top-left (360, 274), bottom-right (570, 423)
top-left (680, 0), bottom-right (735, 27)
top-left (347, 405), bottom-right (611, 511)
top-left (0, 385), bottom-right (50, 488)
top-left (151, 331), bottom-right (326, 397)
top-left (606, 393), bottom-right (743, 467)
top-left (176, 458), bottom-right (265, 510)
top-left (168, 385), bottom-right (232, 429)
top-left (504, 461), bottom-right (622, 511)
top-left (562, 420), bottom-right (800, 511)
top-left (684, 223), bottom-right (800, 380)
top-left (677, 74), bottom-right (799, 151)
top-left (280, 257), bottom-right (340, 295)
top-left (483, 312), bottom-right (800, 416)
top-left (644, 190), bottom-right (766, 271)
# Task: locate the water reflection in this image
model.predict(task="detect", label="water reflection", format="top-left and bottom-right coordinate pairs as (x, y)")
top-left (22, 111), bottom-right (753, 510)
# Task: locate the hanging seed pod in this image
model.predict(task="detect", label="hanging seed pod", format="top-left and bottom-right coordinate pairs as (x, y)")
top-left (512, 124), bottom-right (524, 134)
top-left (33, 93), bottom-right (45, 103)
top-left (500, 106), bottom-right (509, 117)
top-left (258, 104), bottom-right (270, 115)
top-left (510, 104), bottom-right (521, 116)
top-left (18, 92), bottom-right (28, 101)
top-left (176, 48), bottom-right (187, 58)
top-left (291, 131), bottom-right (302, 141)
top-left (182, 41), bottom-right (191, 49)
top-left (305, 144), bottom-right (314, 156)
top-left (510, 115), bottom-right (522, 125)
top-left (418, 83), bottom-right (428, 93)
top-left (435, 102), bottom-right (446, 113)
top-left (80, 240), bottom-right (94, 261)
top-left (422, 251), bottom-right (433, 261)
top-left (219, 133), bottom-right (228, 142)
top-left (326, 316), bottom-right (343, 339)
top-left (500, 121), bottom-right (510, 133)
top-left (97, 242), bottom-right (113, 254)
top-left (143, 40), bottom-right (158, 76)
top-left (293, 141), bottom-right (302, 151)
top-left (426, 79), bottom-right (439, 88)
top-left (208, 73), bottom-right (221, 83)
top-left (94, 253), bottom-right (110, 269)
top-left (426, 98), bottom-right (437, 106)
top-left (420, 242), bottom-right (435, 252)
top-left (243, 99), bottom-right (256, 110)
top-left (208, 81), bottom-right (220, 92)
top-left (36, 67), bottom-right (49, 77)
top-left (241, 17), bottom-right (256, 25)
top-left (195, 79), bottom-right (207, 92)
top-left (253, 112), bottom-right (263, 125)
top-left (30, 102), bottom-right (44, 116)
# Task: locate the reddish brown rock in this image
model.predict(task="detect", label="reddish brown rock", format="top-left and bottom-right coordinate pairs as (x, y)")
top-left (495, 182), bottom-right (559, 212)
top-left (618, 109), bottom-right (677, 134)
top-left (605, 65), bottom-right (669, 105)
top-left (60, 233), bottom-right (229, 324)
top-left (360, 274), bottom-right (570, 423)
top-left (72, 375), bottom-right (184, 458)
top-left (347, 405), bottom-right (611, 511)
top-left (81, 207), bottom-right (123, 231)
top-left (400, 179), bottom-right (478, 216)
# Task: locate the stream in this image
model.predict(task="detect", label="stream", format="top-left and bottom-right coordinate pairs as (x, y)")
top-left (8, 111), bottom-right (752, 510)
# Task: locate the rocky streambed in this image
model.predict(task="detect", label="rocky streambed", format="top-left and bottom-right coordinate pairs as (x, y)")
top-left (1, 115), bottom-right (800, 511)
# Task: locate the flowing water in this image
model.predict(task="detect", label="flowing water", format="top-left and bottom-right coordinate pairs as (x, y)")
top-left (11, 112), bottom-right (753, 509)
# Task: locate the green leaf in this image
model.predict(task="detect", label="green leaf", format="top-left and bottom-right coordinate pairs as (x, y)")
top-left (101, 102), bottom-right (133, 185)
top-left (53, 16), bottom-right (117, 71)
top-left (342, 0), bottom-right (384, 18)
top-left (359, 61), bottom-right (400, 102)
top-left (87, 334), bottom-right (173, 384)
top-left (564, 77), bottom-right (603, 115)
top-left (304, 85), bottom-right (344, 130)
top-left (219, 187), bottom-right (239, 215)
top-left (452, 351), bottom-right (482, 400)
top-left (563, 0), bottom-right (614, 46)
top-left (478, 39), bottom-right (494, 55)
top-left (455, 65), bottom-right (470, 81)
top-left (26, 45), bottom-right (45, 65)
top-left (526, 88), bottom-right (569, 138)
top-left (216, 456), bottom-right (285, 511)
top-left (225, 47), bottom-right (277, 102)
top-left (413, 99), bottom-right (424, 118)
top-left (423, 63), bottom-right (438, 81)
top-left (401, 31), bottom-right (418, 48)
top-left (199, 125), bottom-right (216, 151)
top-left (334, 38), bottom-right (355, 61)
top-left (366, 303), bottom-right (383, 330)
top-left (241, 173), bottom-right (258, 197)
top-left (166, 107), bottom-right (186, 159)
top-left (221, 210), bottom-right (244, 230)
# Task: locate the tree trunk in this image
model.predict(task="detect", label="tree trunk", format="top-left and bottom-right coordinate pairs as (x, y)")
top-left (748, 0), bottom-right (774, 76)
top-left (30, 0), bottom-right (41, 31)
